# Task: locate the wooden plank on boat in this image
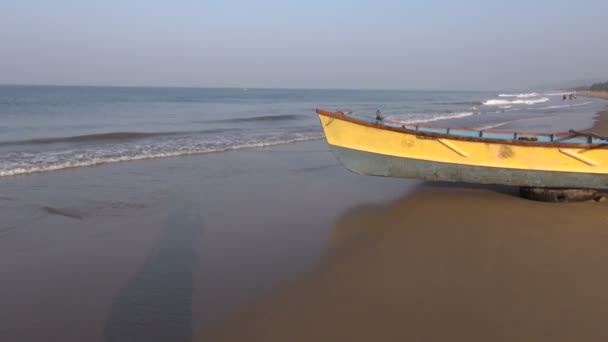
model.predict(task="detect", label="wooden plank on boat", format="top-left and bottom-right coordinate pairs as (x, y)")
top-left (558, 149), bottom-right (599, 167)
top-left (437, 139), bottom-right (469, 157)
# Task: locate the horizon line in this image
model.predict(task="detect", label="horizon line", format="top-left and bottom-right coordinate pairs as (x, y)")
top-left (0, 83), bottom-right (508, 93)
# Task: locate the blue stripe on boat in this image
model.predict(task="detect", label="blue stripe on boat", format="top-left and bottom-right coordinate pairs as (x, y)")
top-left (419, 127), bottom-right (448, 134)
top-left (360, 115), bottom-right (608, 145)
top-left (449, 129), bottom-right (481, 138)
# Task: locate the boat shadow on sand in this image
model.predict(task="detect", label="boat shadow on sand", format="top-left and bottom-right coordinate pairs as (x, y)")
top-left (204, 183), bottom-right (608, 341)
top-left (318, 182), bottom-right (608, 340)
top-left (328, 181), bottom-right (605, 255)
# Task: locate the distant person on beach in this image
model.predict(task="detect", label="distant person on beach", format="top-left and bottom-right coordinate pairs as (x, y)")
top-left (376, 108), bottom-right (384, 123)
top-left (562, 94), bottom-right (567, 101)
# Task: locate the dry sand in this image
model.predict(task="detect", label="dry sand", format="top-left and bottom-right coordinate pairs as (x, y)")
top-left (580, 91), bottom-right (608, 101)
top-left (203, 110), bottom-right (608, 342)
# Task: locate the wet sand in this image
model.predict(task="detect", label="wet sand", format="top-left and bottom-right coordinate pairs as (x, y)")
top-left (203, 110), bottom-right (608, 342)
top-left (0, 140), bottom-right (415, 342)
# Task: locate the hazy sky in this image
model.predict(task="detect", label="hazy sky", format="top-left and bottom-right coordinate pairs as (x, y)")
top-left (1, 0), bottom-right (606, 90)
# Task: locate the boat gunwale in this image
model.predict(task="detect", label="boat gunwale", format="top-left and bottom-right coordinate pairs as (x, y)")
top-left (316, 109), bottom-right (608, 149)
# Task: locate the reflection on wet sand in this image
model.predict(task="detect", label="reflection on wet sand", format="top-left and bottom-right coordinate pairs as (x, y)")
top-left (204, 185), bottom-right (608, 342)
top-left (0, 140), bottom-right (412, 342)
top-left (329, 183), bottom-right (518, 253)
top-left (104, 202), bottom-right (201, 342)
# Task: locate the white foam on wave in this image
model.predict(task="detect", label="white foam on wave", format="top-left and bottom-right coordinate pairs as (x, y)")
top-left (535, 101), bottom-right (594, 110)
top-left (512, 97), bottom-right (549, 104)
top-left (499, 93), bottom-right (538, 98)
top-left (483, 99), bottom-right (512, 106)
top-left (412, 111), bottom-right (474, 123)
top-left (474, 121), bottom-right (512, 130)
top-left (387, 111), bottom-right (474, 124)
top-left (535, 104), bottom-right (570, 110)
top-left (0, 133), bottom-right (324, 177)
top-left (484, 97), bottom-right (549, 106)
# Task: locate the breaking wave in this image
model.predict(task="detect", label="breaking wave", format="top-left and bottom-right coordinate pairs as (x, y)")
top-left (483, 99), bottom-right (512, 106)
top-left (413, 112), bottom-right (474, 123)
top-left (0, 129), bottom-right (240, 147)
top-left (0, 132), bottom-right (324, 177)
top-left (387, 111), bottom-right (474, 124)
top-left (483, 97), bottom-right (549, 106)
top-left (499, 93), bottom-right (539, 98)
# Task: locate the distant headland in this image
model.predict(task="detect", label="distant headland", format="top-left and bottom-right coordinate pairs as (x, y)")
top-left (574, 81), bottom-right (608, 100)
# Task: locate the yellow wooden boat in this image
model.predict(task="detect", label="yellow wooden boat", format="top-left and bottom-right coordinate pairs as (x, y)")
top-left (316, 109), bottom-right (608, 189)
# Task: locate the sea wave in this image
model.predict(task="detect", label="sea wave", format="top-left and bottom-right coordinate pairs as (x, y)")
top-left (483, 99), bottom-right (511, 106)
top-left (543, 92), bottom-right (568, 96)
top-left (535, 101), bottom-right (593, 110)
top-left (387, 111), bottom-right (474, 124)
top-left (474, 121), bottom-right (512, 130)
top-left (0, 129), bottom-right (241, 146)
top-left (483, 97), bottom-right (549, 106)
top-left (207, 114), bottom-right (304, 124)
top-left (413, 112), bottom-right (474, 123)
top-left (498, 93), bottom-right (538, 98)
top-left (535, 104), bottom-right (571, 110)
top-left (0, 132), bottom-right (324, 177)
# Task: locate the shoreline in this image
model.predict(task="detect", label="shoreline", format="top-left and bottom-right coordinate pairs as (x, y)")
top-left (202, 107), bottom-right (608, 341)
top-left (588, 110), bottom-right (608, 136)
top-left (579, 90), bottom-right (608, 100)
top-left (0, 138), bottom-right (415, 342)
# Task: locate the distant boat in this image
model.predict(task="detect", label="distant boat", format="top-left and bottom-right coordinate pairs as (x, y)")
top-left (316, 109), bottom-right (608, 189)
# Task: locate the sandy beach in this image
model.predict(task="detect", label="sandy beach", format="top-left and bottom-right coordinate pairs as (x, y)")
top-left (202, 108), bottom-right (608, 342)
top-left (0, 94), bottom-right (606, 342)
top-left (580, 91), bottom-right (608, 100)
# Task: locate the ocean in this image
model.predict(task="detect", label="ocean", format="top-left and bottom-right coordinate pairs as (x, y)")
top-left (0, 86), bottom-right (605, 177)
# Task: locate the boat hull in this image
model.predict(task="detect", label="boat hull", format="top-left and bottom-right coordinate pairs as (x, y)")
top-left (330, 145), bottom-right (608, 189)
top-left (318, 110), bottom-right (608, 189)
